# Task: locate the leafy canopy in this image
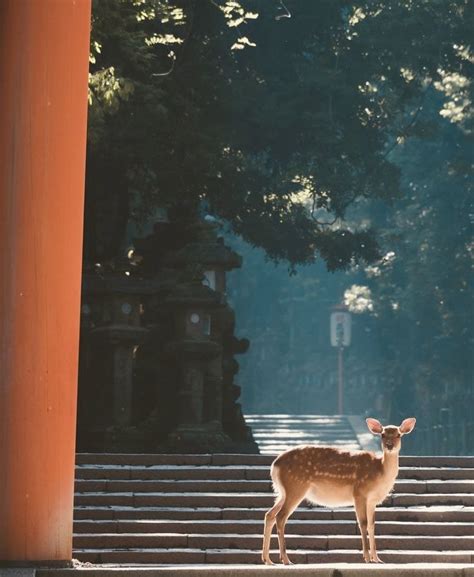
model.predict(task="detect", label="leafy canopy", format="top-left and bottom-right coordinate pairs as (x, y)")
top-left (87, 0), bottom-right (473, 269)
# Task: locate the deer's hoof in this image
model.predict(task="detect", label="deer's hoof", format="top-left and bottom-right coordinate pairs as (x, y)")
top-left (262, 554), bottom-right (275, 565)
top-left (371, 556), bottom-right (384, 564)
top-left (281, 557), bottom-right (293, 565)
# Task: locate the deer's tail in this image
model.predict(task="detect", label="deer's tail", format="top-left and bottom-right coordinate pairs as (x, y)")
top-left (269, 460), bottom-right (286, 512)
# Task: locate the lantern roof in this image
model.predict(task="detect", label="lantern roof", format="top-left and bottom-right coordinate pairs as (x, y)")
top-left (166, 238), bottom-right (242, 271)
top-left (164, 281), bottom-right (224, 309)
top-left (82, 271), bottom-right (161, 296)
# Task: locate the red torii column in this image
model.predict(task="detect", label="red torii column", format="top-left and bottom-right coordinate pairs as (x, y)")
top-left (0, 0), bottom-right (91, 564)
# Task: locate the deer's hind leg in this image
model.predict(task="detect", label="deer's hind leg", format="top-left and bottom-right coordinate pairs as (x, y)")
top-left (262, 495), bottom-right (285, 564)
top-left (275, 483), bottom-right (308, 565)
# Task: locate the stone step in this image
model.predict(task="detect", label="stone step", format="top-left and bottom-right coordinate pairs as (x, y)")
top-left (74, 492), bottom-right (474, 508)
top-left (264, 425), bottom-right (356, 430)
top-left (252, 433), bottom-right (356, 441)
top-left (248, 427), bottom-right (355, 432)
top-left (76, 453), bottom-right (474, 467)
top-left (244, 414), bottom-right (350, 421)
top-left (257, 445), bottom-right (362, 454)
top-left (35, 565), bottom-right (474, 577)
top-left (73, 505), bottom-right (474, 522)
top-left (73, 547), bottom-right (474, 564)
top-left (246, 412), bottom-right (360, 451)
top-left (72, 448), bottom-right (474, 570)
top-left (73, 533), bottom-right (474, 551)
top-left (75, 464), bottom-right (474, 480)
top-left (391, 493), bottom-right (474, 506)
top-left (252, 428), bottom-right (355, 435)
top-left (73, 519), bottom-right (474, 536)
top-left (74, 478), bottom-right (474, 494)
top-left (75, 479), bottom-right (275, 493)
top-left (245, 422), bottom-right (351, 430)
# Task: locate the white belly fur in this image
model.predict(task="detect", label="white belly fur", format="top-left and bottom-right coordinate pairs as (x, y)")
top-left (306, 481), bottom-right (354, 507)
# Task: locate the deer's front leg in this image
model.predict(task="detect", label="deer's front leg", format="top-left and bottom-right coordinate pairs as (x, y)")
top-left (367, 502), bottom-right (384, 563)
top-left (354, 495), bottom-right (370, 563)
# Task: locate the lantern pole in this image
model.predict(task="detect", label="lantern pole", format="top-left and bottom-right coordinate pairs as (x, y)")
top-left (338, 345), bottom-right (344, 415)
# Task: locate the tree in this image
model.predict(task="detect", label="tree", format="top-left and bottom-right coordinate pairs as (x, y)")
top-left (356, 96), bottom-right (473, 434)
top-left (86, 0), bottom-right (473, 268)
top-left (227, 96), bottom-right (472, 454)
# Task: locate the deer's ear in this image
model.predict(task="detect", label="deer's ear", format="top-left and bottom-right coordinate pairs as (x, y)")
top-left (399, 418), bottom-right (416, 435)
top-left (366, 418), bottom-right (383, 435)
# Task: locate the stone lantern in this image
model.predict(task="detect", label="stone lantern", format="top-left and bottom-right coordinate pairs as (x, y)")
top-left (122, 214), bottom-right (257, 453)
top-left (78, 268), bottom-right (149, 448)
top-left (162, 221), bottom-right (257, 451)
top-left (164, 282), bottom-right (228, 448)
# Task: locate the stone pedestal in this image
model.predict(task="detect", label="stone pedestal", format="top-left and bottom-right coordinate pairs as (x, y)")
top-left (205, 357), bottom-right (224, 425)
top-left (91, 326), bottom-right (148, 427)
top-left (163, 312), bottom-right (230, 451)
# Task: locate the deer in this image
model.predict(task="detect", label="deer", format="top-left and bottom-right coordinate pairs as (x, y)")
top-left (262, 417), bottom-right (416, 565)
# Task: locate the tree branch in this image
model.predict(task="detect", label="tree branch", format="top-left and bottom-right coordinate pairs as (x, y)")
top-left (275, 0), bottom-right (291, 21)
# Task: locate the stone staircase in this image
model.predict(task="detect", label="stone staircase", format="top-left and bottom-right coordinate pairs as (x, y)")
top-left (244, 414), bottom-right (368, 454)
top-left (73, 452), bottom-right (474, 567)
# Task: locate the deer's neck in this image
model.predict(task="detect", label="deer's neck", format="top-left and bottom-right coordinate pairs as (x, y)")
top-left (381, 450), bottom-right (399, 479)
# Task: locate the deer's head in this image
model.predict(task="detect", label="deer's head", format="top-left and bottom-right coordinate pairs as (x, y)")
top-left (366, 417), bottom-right (416, 453)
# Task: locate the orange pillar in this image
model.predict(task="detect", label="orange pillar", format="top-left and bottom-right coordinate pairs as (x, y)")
top-left (0, 0), bottom-right (91, 564)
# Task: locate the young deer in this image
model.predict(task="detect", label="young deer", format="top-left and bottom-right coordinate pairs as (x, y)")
top-left (262, 417), bottom-right (416, 565)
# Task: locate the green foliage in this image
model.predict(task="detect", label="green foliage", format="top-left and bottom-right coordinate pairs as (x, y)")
top-left (228, 94), bottom-right (472, 451)
top-left (86, 0), bottom-right (473, 269)
top-left (362, 97), bottom-right (473, 416)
